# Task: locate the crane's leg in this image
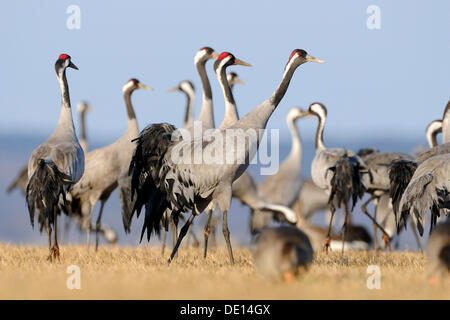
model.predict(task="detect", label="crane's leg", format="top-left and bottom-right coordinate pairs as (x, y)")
top-left (168, 214), bottom-right (195, 264)
top-left (170, 217), bottom-right (178, 258)
top-left (373, 202), bottom-right (379, 251)
top-left (81, 201), bottom-right (92, 252)
top-left (48, 205), bottom-right (60, 262)
top-left (410, 219), bottom-right (423, 252)
top-left (361, 195), bottom-right (391, 251)
top-left (222, 210), bottom-right (234, 265)
top-left (341, 202), bottom-right (350, 257)
top-left (46, 218), bottom-right (53, 262)
top-left (324, 207), bottom-right (336, 254)
top-left (203, 209), bottom-right (213, 258)
top-left (95, 200), bottom-right (106, 251)
top-left (161, 226), bottom-right (167, 256)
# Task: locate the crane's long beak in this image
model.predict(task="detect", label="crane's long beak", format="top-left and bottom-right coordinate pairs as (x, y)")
top-left (139, 83), bottom-right (154, 91)
top-left (234, 58), bottom-right (252, 67)
top-left (69, 61), bottom-right (79, 70)
top-left (305, 54), bottom-right (325, 63)
top-left (235, 78), bottom-right (245, 85)
top-left (167, 86), bottom-right (179, 93)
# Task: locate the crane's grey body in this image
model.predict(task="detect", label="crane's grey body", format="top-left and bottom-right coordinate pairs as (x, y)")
top-left (252, 225), bottom-right (313, 280)
top-left (293, 179), bottom-right (329, 222)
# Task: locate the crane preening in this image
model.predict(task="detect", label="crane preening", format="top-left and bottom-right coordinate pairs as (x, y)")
top-left (128, 49), bottom-right (324, 264)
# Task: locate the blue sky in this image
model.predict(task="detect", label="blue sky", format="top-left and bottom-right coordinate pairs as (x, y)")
top-left (0, 1), bottom-right (449, 145)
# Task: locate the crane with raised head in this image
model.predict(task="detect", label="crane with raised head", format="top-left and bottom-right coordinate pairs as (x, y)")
top-left (129, 49), bottom-right (324, 264)
top-left (26, 54), bottom-right (84, 261)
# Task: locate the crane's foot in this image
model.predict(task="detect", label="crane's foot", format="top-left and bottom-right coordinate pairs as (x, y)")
top-left (47, 245), bottom-right (60, 263)
top-left (383, 234), bottom-right (391, 251)
top-left (323, 237), bottom-right (331, 254)
top-left (283, 271), bottom-right (295, 283)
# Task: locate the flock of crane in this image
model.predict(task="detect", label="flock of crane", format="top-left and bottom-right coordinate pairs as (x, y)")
top-left (6, 47), bottom-right (450, 282)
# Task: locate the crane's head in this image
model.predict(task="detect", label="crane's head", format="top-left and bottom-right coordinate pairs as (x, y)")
top-left (306, 102), bottom-right (327, 120)
top-left (194, 46), bottom-right (219, 64)
top-left (287, 107), bottom-right (308, 121)
top-left (426, 119), bottom-right (443, 135)
top-left (168, 80), bottom-right (195, 95)
top-left (227, 72), bottom-right (245, 86)
top-left (122, 78), bottom-right (153, 94)
top-left (284, 49), bottom-right (324, 74)
top-left (214, 52), bottom-right (252, 73)
top-left (55, 53), bottom-right (78, 73)
top-left (77, 101), bottom-right (91, 114)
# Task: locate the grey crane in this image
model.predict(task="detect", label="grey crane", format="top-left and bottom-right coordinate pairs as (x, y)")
top-left (250, 107), bottom-right (306, 232)
top-left (252, 225), bottom-right (313, 282)
top-left (129, 49), bottom-right (324, 264)
top-left (7, 102), bottom-right (91, 196)
top-left (26, 54), bottom-right (84, 261)
top-left (299, 102), bottom-right (366, 254)
top-left (201, 58), bottom-right (298, 258)
top-left (293, 179), bottom-right (329, 222)
top-left (426, 220), bottom-right (450, 282)
top-left (69, 78), bottom-right (153, 251)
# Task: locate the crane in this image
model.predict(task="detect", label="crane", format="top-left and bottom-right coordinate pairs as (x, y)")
top-left (129, 49), bottom-right (324, 264)
top-left (69, 78), bottom-right (153, 251)
top-left (299, 102), bottom-right (367, 254)
top-left (26, 54), bottom-right (84, 261)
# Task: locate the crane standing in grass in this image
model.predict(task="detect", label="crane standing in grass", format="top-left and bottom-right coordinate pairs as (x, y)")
top-left (26, 54), bottom-right (84, 261)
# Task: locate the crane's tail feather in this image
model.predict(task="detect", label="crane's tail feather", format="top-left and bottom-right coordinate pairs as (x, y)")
top-left (399, 173), bottom-right (447, 236)
top-left (118, 174), bottom-right (134, 233)
top-left (328, 155), bottom-right (366, 212)
top-left (128, 123), bottom-right (177, 242)
top-left (26, 159), bottom-right (71, 229)
top-left (388, 159), bottom-right (417, 229)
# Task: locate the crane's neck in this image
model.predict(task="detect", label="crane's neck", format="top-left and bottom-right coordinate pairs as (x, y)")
top-left (426, 127), bottom-right (438, 148)
top-left (443, 101), bottom-right (450, 143)
top-left (285, 117), bottom-right (302, 167)
top-left (123, 88), bottom-right (139, 136)
top-left (235, 61), bottom-right (299, 132)
top-left (79, 110), bottom-right (88, 152)
top-left (55, 68), bottom-right (76, 134)
top-left (315, 113), bottom-right (326, 152)
top-left (183, 88), bottom-right (195, 129)
top-left (217, 63), bottom-right (239, 129)
top-left (196, 60), bottom-right (215, 129)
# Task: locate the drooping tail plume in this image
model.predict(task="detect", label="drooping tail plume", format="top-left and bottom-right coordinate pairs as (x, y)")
top-left (328, 154), bottom-right (366, 212)
top-left (388, 159), bottom-right (417, 229)
top-left (128, 123), bottom-right (177, 241)
top-left (26, 159), bottom-right (73, 228)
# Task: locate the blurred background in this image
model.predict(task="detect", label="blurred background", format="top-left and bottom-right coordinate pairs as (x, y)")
top-left (0, 1), bottom-right (448, 249)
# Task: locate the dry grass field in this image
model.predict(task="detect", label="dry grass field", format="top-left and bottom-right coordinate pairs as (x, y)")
top-left (0, 244), bottom-right (448, 300)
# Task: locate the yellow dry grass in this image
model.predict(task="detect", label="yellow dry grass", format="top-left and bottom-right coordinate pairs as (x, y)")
top-left (0, 243), bottom-right (448, 300)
